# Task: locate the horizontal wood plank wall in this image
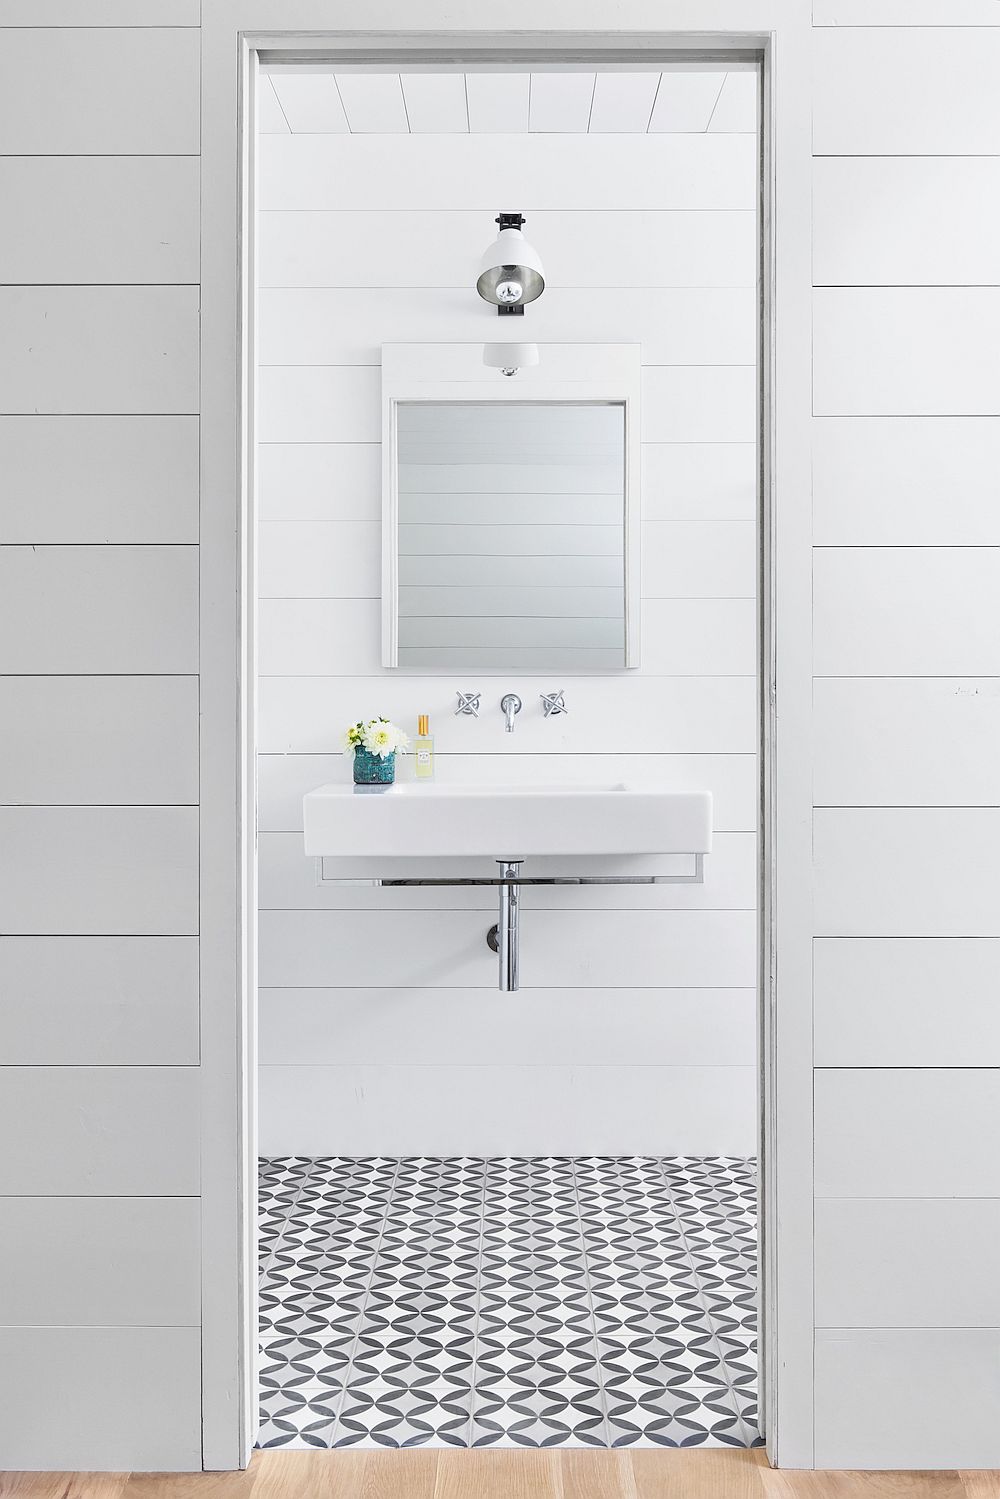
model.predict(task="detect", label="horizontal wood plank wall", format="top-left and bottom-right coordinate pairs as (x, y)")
top-left (256, 128), bottom-right (759, 1155)
top-left (0, 3), bottom-right (203, 1473)
top-left (810, 19), bottom-right (1000, 1470)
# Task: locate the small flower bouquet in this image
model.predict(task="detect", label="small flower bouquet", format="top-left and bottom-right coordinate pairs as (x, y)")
top-left (343, 716), bottom-right (410, 785)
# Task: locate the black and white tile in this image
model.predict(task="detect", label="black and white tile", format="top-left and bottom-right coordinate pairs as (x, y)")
top-left (257, 1155), bottom-right (760, 1451)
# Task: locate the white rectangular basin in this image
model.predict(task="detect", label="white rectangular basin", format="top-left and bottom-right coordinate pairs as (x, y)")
top-left (302, 781), bottom-right (712, 861)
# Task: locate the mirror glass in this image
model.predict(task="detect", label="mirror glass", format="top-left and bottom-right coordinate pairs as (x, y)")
top-left (394, 402), bottom-right (627, 670)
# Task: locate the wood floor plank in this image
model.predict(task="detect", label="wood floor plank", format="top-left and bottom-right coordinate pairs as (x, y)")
top-left (434, 1449), bottom-right (562, 1499)
top-left (759, 1471), bottom-right (965, 1499)
top-left (360, 1451), bottom-right (438, 1499)
top-left (632, 1448), bottom-right (768, 1498)
top-left (961, 1478), bottom-right (1000, 1499)
top-left (125, 1474), bottom-right (253, 1499)
top-left (562, 1450), bottom-right (637, 1499)
top-left (248, 1451), bottom-right (368, 1498)
top-left (0, 1478), bottom-right (130, 1499)
top-left (7, 1457), bottom-right (993, 1499)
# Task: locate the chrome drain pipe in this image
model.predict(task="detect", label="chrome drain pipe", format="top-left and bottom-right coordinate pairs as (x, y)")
top-left (496, 860), bottom-right (521, 992)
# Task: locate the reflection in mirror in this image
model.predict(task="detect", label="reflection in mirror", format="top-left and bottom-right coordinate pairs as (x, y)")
top-left (395, 403), bottom-right (626, 671)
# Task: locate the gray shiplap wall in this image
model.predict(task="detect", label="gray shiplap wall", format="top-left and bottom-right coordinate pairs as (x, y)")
top-left (0, 6), bottom-right (203, 1473)
top-left (1, 3), bottom-right (999, 1472)
top-left (809, 15), bottom-right (1000, 1468)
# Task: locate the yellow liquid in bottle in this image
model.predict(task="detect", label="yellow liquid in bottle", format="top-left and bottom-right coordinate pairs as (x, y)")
top-left (414, 715), bottom-right (434, 779)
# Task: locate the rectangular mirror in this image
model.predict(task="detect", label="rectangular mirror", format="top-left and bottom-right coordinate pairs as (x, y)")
top-left (382, 344), bottom-right (640, 671)
top-left (397, 402), bottom-right (625, 670)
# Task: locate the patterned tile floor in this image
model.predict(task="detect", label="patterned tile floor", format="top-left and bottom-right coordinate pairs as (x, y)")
top-left (257, 1155), bottom-right (760, 1451)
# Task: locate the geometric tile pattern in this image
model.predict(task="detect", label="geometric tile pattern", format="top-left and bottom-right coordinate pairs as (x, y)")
top-left (257, 1156), bottom-right (760, 1451)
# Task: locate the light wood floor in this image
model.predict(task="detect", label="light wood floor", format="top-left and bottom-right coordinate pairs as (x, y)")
top-left (1, 1451), bottom-right (998, 1499)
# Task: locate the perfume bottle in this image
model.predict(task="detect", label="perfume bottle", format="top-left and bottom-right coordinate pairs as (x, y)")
top-left (414, 714), bottom-right (435, 780)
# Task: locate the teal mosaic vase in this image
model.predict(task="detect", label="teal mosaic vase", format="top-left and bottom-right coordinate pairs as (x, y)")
top-left (353, 746), bottom-right (395, 785)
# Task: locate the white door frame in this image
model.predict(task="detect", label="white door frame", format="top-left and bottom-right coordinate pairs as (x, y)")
top-left (199, 4), bottom-right (813, 1471)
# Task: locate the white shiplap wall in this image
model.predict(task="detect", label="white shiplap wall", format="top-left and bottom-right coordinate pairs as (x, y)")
top-left (0, 7), bottom-right (203, 1473)
top-left (255, 125), bottom-right (760, 1156)
top-left (810, 17), bottom-right (1000, 1470)
top-left (3, 4), bottom-right (1000, 1474)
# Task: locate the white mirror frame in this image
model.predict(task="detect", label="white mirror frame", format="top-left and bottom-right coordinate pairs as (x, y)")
top-left (380, 342), bottom-right (642, 670)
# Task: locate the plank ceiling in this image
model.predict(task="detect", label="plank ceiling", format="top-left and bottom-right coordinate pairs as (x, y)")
top-left (260, 70), bottom-right (757, 135)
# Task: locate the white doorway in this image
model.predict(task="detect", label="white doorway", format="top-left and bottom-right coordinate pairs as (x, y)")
top-left (209, 29), bottom-right (779, 1469)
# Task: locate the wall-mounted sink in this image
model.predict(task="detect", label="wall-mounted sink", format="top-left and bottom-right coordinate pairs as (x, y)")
top-left (302, 781), bottom-right (712, 861)
top-left (303, 781), bottom-right (712, 993)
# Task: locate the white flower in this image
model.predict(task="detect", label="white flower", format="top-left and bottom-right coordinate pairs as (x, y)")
top-left (343, 716), bottom-right (410, 757)
top-left (361, 719), bottom-right (408, 758)
top-left (362, 722), bottom-right (394, 758)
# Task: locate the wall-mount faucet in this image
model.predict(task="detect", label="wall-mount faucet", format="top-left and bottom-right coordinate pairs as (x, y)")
top-left (500, 693), bottom-right (522, 733)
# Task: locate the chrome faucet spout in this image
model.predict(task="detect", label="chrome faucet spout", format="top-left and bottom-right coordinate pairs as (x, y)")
top-left (500, 693), bottom-right (522, 733)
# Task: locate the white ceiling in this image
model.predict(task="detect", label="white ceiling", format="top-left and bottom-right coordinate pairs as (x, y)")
top-left (260, 70), bottom-right (757, 136)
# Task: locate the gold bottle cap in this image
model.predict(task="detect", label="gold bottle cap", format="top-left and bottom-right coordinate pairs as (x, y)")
top-left (418, 714), bottom-right (429, 736)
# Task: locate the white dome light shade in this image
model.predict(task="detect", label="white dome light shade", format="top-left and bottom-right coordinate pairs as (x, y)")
top-left (476, 223), bottom-right (545, 309)
top-left (483, 342), bottom-right (540, 376)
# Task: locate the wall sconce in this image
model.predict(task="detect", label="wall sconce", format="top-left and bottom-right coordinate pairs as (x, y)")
top-left (482, 342), bottom-right (540, 378)
top-left (476, 212), bottom-right (545, 317)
